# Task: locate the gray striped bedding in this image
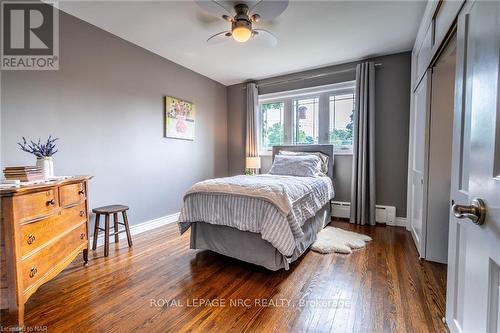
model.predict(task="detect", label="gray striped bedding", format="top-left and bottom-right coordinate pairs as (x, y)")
top-left (178, 174), bottom-right (334, 256)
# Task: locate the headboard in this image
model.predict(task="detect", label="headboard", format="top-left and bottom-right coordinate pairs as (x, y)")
top-left (271, 144), bottom-right (334, 179)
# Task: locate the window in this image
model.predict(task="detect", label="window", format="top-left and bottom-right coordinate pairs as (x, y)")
top-left (329, 93), bottom-right (355, 151)
top-left (258, 81), bottom-right (355, 154)
top-left (260, 101), bottom-right (284, 150)
top-left (294, 97), bottom-right (319, 144)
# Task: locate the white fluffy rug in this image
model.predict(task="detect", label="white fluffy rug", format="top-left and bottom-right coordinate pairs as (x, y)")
top-left (311, 227), bottom-right (372, 254)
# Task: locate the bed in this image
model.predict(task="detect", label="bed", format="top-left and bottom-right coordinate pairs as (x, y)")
top-left (178, 144), bottom-right (335, 271)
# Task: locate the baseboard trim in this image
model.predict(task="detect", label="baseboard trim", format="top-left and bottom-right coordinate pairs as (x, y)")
top-left (391, 217), bottom-right (407, 228)
top-left (89, 212), bottom-right (180, 248)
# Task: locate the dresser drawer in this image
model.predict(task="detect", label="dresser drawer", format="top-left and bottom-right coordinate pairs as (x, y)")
top-left (21, 222), bottom-right (87, 292)
top-left (20, 203), bottom-right (87, 258)
top-left (59, 182), bottom-right (86, 207)
top-left (13, 189), bottom-right (58, 223)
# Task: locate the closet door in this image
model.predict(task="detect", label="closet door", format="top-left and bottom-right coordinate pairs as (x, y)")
top-left (409, 71), bottom-right (431, 257)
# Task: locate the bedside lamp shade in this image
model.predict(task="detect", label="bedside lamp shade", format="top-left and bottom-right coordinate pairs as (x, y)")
top-left (246, 157), bottom-right (261, 169)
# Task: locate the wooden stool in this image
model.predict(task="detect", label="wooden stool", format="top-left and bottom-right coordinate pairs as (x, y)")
top-left (91, 205), bottom-right (133, 257)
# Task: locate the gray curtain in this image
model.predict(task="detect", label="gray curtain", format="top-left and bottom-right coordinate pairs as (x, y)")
top-left (350, 62), bottom-right (376, 225)
top-left (246, 82), bottom-right (259, 158)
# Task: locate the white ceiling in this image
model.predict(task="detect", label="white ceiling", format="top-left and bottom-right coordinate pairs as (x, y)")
top-left (57, 1), bottom-right (426, 86)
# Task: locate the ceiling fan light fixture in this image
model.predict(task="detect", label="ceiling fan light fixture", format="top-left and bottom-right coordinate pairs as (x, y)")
top-left (199, 0), bottom-right (287, 45)
top-left (232, 26), bottom-right (252, 42)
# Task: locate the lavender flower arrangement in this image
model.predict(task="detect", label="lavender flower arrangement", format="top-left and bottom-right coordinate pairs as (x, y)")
top-left (17, 136), bottom-right (59, 158)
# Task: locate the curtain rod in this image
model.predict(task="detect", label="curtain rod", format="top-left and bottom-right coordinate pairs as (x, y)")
top-left (247, 63), bottom-right (382, 89)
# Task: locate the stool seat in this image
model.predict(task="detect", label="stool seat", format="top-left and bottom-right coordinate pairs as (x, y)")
top-left (92, 204), bottom-right (129, 214)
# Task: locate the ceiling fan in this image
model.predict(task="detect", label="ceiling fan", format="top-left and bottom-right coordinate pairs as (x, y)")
top-left (196, 0), bottom-right (289, 45)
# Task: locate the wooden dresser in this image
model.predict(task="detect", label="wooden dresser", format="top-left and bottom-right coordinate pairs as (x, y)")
top-left (0, 176), bottom-right (92, 327)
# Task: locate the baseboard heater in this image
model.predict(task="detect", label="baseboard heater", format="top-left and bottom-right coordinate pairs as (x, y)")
top-left (330, 201), bottom-right (396, 225)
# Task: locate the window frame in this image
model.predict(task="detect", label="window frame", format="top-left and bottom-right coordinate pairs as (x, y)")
top-left (292, 95), bottom-right (321, 145)
top-left (259, 100), bottom-right (286, 152)
top-left (328, 92), bottom-right (356, 154)
top-left (258, 81), bottom-right (356, 156)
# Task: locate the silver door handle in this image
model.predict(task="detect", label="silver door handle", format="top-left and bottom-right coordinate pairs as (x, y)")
top-left (452, 198), bottom-right (486, 225)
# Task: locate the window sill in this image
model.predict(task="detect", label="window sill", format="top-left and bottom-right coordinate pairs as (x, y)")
top-left (259, 149), bottom-right (353, 156)
top-left (333, 150), bottom-right (353, 155)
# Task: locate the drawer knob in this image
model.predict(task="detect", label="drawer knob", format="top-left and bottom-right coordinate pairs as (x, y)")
top-left (78, 190), bottom-right (85, 195)
top-left (79, 211), bottom-right (86, 217)
top-left (80, 233), bottom-right (86, 240)
top-left (29, 267), bottom-right (38, 278)
top-left (46, 199), bottom-right (55, 206)
top-left (27, 234), bottom-right (36, 245)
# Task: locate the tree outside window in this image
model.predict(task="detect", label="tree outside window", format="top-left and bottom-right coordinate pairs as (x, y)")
top-left (329, 94), bottom-right (355, 149)
top-left (294, 98), bottom-right (319, 144)
top-left (261, 102), bottom-right (284, 150)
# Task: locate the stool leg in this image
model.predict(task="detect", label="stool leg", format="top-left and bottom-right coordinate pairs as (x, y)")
top-left (113, 212), bottom-right (119, 243)
top-left (104, 214), bottom-right (110, 257)
top-left (122, 211), bottom-right (133, 247)
top-left (92, 213), bottom-right (100, 250)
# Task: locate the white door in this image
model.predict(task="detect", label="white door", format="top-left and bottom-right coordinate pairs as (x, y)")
top-left (409, 71), bottom-right (431, 257)
top-left (446, 1), bottom-right (500, 332)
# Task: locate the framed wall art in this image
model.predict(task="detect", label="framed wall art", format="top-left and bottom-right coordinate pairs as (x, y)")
top-left (165, 96), bottom-right (195, 141)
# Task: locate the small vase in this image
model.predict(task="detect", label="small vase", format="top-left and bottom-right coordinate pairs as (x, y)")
top-left (36, 157), bottom-right (54, 179)
top-left (176, 115), bottom-right (187, 133)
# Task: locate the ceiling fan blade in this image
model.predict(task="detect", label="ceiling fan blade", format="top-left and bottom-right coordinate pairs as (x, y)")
top-left (252, 29), bottom-right (278, 46)
top-left (207, 31), bottom-right (232, 45)
top-left (195, 0), bottom-right (235, 18)
top-left (249, 0), bottom-right (289, 20)
top-left (196, 11), bottom-right (225, 28)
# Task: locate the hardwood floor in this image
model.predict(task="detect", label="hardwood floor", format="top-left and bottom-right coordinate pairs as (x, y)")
top-left (1, 220), bottom-right (447, 333)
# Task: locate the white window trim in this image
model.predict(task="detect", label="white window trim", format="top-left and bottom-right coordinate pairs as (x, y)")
top-left (258, 98), bottom-right (287, 155)
top-left (259, 81), bottom-right (355, 102)
top-left (333, 148), bottom-right (353, 155)
top-left (328, 91), bottom-right (356, 155)
top-left (260, 149), bottom-right (352, 156)
top-left (258, 81), bottom-right (355, 156)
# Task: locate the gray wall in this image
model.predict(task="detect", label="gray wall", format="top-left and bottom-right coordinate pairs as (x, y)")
top-left (0, 9), bottom-right (410, 224)
top-left (1, 11), bottom-right (228, 227)
top-left (227, 52), bottom-right (411, 217)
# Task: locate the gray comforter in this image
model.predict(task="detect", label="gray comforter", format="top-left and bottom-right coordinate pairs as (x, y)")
top-left (178, 174), bottom-right (334, 256)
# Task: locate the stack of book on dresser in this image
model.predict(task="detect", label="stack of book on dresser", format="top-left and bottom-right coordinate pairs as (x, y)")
top-left (3, 166), bottom-right (44, 182)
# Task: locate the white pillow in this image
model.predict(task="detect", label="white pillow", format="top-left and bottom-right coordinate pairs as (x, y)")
top-left (268, 154), bottom-right (323, 177)
top-left (279, 150), bottom-right (330, 175)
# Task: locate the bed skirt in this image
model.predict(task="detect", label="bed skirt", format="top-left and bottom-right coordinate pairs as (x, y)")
top-left (189, 203), bottom-right (331, 271)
